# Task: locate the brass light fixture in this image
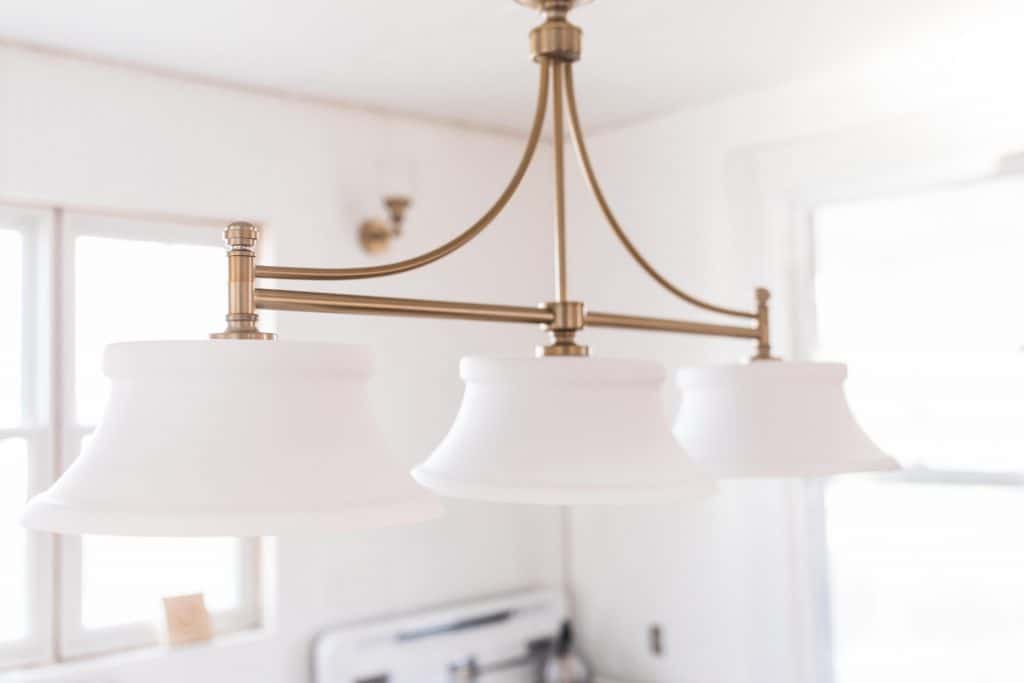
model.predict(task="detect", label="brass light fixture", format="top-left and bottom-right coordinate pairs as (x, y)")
top-left (21, 0), bottom-right (896, 535)
top-left (223, 1), bottom-right (774, 360)
top-left (359, 195), bottom-right (412, 254)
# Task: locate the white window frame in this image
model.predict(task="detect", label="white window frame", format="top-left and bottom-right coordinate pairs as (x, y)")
top-left (791, 168), bottom-right (1024, 683)
top-left (0, 206), bottom-right (56, 670)
top-left (0, 204), bottom-right (261, 670)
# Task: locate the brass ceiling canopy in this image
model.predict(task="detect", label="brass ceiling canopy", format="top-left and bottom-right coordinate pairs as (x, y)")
top-left (217, 0), bottom-right (774, 361)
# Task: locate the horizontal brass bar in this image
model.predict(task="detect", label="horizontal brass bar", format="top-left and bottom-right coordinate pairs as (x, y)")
top-left (255, 288), bottom-right (761, 342)
top-left (585, 310), bottom-right (760, 339)
top-left (255, 289), bottom-right (555, 325)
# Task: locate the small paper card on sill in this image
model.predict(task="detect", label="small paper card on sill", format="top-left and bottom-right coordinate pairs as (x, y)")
top-left (162, 593), bottom-right (213, 646)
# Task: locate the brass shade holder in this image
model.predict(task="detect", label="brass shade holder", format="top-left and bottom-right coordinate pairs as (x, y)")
top-left (214, 0), bottom-right (776, 362)
top-left (210, 222), bottom-right (275, 341)
top-left (359, 195), bottom-right (412, 254)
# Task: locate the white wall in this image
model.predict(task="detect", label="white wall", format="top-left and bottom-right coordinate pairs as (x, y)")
top-left (567, 23), bottom-right (1024, 683)
top-left (0, 42), bottom-right (564, 682)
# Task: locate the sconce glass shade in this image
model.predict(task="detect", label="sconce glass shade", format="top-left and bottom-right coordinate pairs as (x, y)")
top-left (673, 362), bottom-right (898, 478)
top-left (412, 357), bottom-right (715, 504)
top-left (21, 341), bottom-right (442, 536)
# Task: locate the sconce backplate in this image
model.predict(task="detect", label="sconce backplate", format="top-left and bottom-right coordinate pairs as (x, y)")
top-left (359, 218), bottom-right (394, 254)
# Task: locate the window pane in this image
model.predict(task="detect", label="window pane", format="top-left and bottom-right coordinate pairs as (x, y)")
top-left (72, 228), bottom-right (245, 634)
top-left (0, 229), bottom-right (22, 428)
top-left (815, 177), bottom-right (1024, 683)
top-left (82, 536), bottom-right (242, 630)
top-left (815, 177), bottom-right (1024, 472)
top-left (827, 479), bottom-right (1024, 682)
top-left (74, 235), bottom-right (224, 426)
top-left (0, 439), bottom-right (29, 642)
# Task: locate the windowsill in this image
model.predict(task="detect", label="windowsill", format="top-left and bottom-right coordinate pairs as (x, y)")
top-left (1, 628), bottom-right (273, 682)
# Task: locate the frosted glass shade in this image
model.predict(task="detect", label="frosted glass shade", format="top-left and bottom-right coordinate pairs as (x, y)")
top-left (412, 357), bottom-right (714, 504)
top-left (673, 362), bottom-right (898, 478)
top-left (21, 341), bottom-right (442, 536)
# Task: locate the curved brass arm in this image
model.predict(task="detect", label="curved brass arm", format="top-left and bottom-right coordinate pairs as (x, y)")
top-left (254, 59), bottom-right (551, 281)
top-left (563, 65), bottom-right (757, 320)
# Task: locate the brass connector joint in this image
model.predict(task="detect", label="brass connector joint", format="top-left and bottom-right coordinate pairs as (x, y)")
top-left (538, 300), bottom-right (589, 357)
top-left (530, 19), bottom-right (582, 63)
top-left (211, 222), bottom-right (276, 341)
top-left (527, 0), bottom-right (585, 63)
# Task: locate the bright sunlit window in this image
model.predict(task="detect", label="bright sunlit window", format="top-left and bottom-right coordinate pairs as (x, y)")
top-left (0, 207), bottom-right (260, 670)
top-left (0, 215), bottom-right (47, 670)
top-left (0, 236), bottom-right (25, 642)
top-left (0, 440), bottom-right (30, 643)
top-left (813, 175), bottom-right (1024, 683)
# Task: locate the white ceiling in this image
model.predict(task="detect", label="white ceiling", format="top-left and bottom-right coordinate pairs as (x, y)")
top-left (0, 0), bottom-right (1021, 134)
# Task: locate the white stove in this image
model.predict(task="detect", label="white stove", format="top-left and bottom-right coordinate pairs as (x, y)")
top-left (313, 589), bottom-right (567, 683)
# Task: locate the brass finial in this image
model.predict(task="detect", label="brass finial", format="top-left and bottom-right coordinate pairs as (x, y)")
top-left (752, 287), bottom-right (777, 361)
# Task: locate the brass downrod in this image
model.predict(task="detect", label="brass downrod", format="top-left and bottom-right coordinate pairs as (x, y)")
top-left (552, 61), bottom-right (569, 304)
top-left (540, 60), bottom-right (588, 357)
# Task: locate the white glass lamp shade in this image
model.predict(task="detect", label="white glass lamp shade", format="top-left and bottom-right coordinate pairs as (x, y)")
top-left (21, 341), bottom-right (442, 536)
top-left (673, 362), bottom-right (898, 478)
top-left (412, 357), bottom-right (715, 504)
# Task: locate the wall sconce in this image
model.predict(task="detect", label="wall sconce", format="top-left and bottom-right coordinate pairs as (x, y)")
top-left (359, 196), bottom-right (412, 253)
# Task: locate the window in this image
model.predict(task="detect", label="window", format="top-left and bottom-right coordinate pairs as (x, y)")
top-left (0, 210), bottom-right (52, 670)
top-left (810, 176), bottom-right (1024, 683)
top-left (0, 206), bottom-right (260, 670)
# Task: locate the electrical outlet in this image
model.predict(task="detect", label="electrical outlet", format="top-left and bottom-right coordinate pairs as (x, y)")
top-left (648, 624), bottom-right (663, 657)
